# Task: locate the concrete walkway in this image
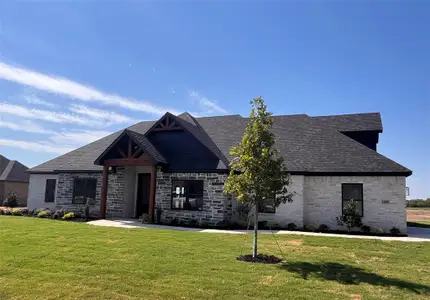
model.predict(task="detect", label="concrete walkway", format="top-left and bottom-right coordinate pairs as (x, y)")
top-left (88, 219), bottom-right (430, 242)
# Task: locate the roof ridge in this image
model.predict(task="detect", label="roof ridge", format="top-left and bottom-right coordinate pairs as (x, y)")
top-left (311, 112), bottom-right (381, 118)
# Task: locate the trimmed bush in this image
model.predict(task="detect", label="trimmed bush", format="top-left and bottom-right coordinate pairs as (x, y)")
top-left (11, 208), bottom-right (23, 216)
top-left (62, 212), bottom-right (75, 220)
top-left (361, 225), bottom-right (371, 233)
top-left (390, 227), bottom-right (401, 236)
top-left (316, 224), bottom-right (329, 232)
top-left (3, 209), bottom-right (11, 215)
top-left (189, 219), bottom-right (199, 227)
top-left (37, 210), bottom-right (49, 218)
top-left (169, 218), bottom-right (179, 226)
top-left (286, 223), bottom-right (297, 231)
top-left (199, 221), bottom-right (209, 229)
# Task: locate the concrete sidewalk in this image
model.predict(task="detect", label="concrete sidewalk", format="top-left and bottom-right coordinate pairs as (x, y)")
top-left (88, 219), bottom-right (430, 242)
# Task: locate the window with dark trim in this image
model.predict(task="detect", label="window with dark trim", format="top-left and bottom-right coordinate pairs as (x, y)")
top-left (171, 180), bottom-right (204, 211)
top-left (44, 179), bottom-right (56, 203)
top-left (342, 183), bottom-right (363, 217)
top-left (72, 178), bottom-right (97, 204)
top-left (258, 194), bottom-right (277, 213)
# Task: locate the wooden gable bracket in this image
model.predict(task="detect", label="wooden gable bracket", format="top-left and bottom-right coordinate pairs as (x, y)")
top-left (153, 113), bottom-right (182, 131)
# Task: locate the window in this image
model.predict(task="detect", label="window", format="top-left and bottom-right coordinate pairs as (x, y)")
top-left (171, 180), bottom-right (203, 211)
top-left (72, 178), bottom-right (97, 204)
top-left (258, 193), bottom-right (276, 214)
top-left (342, 183), bottom-right (363, 216)
top-left (44, 179), bottom-right (56, 203)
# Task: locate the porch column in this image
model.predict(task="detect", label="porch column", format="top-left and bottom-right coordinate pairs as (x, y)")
top-left (100, 165), bottom-right (109, 219)
top-left (148, 164), bottom-right (156, 222)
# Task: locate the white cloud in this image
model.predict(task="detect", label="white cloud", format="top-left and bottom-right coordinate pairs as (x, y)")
top-left (0, 61), bottom-right (179, 115)
top-left (24, 94), bottom-right (57, 108)
top-left (69, 104), bottom-right (137, 126)
top-left (49, 130), bottom-right (111, 147)
top-left (0, 138), bottom-right (74, 154)
top-left (0, 103), bottom-right (108, 128)
top-left (189, 90), bottom-right (227, 114)
top-left (0, 117), bottom-right (54, 134)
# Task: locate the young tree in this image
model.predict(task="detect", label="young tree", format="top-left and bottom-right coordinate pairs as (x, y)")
top-left (224, 96), bottom-right (293, 258)
top-left (336, 200), bottom-right (363, 232)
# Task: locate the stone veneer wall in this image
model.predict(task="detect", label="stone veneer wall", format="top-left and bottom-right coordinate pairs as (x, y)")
top-left (155, 169), bottom-right (231, 226)
top-left (55, 168), bottom-right (125, 218)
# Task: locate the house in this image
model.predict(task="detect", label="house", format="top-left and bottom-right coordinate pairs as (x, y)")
top-left (0, 154), bottom-right (29, 206)
top-left (27, 112), bottom-right (412, 233)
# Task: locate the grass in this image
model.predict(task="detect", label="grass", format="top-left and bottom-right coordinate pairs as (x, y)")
top-left (1, 217), bottom-right (429, 300)
top-left (407, 208), bottom-right (430, 228)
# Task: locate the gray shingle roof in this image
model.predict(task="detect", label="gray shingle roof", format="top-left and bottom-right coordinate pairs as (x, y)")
top-left (311, 112), bottom-right (383, 132)
top-left (126, 130), bottom-right (167, 164)
top-left (28, 112), bottom-right (411, 175)
top-left (0, 155), bottom-right (29, 182)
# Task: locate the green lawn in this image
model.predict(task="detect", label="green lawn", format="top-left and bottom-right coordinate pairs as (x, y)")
top-left (1, 217), bottom-right (429, 300)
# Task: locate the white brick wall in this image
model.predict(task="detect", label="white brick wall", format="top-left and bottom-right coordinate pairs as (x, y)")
top-left (303, 176), bottom-right (407, 233)
top-left (27, 174), bottom-right (58, 210)
top-left (259, 175), bottom-right (305, 227)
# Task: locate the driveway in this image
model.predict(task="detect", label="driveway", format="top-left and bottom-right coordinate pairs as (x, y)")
top-left (408, 226), bottom-right (430, 239)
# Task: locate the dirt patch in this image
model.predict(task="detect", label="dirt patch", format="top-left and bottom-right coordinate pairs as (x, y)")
top-left (260, 275), bottom-right (275, 286)
top-left (286, 239), bottom-right (303, 246)
top-left (350, 294), bottom-right (361, 300)
top-left (407, 208), bottom-right (430, 222)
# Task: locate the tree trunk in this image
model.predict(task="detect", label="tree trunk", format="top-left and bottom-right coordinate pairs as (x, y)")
top-left (253, 205), bottom-right (258, 258)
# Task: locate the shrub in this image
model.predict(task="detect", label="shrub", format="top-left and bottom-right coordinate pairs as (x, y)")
top-left (267, 221), bottom-right (281, 230)
top-left (0, 209), bottom-right (4, 215)
top-left (37, 210), bottom-right (49, 218)
top-left (189, 219), bottom-right (199, 227)
top-left (52, 209), bottom-right (64, 220)
top-left (2, 192), bottom-right (19, 208)
top-left (11, 208), bottom-right (23, 216)
top-left (336, 200), bottom-right (363, 232)
top-left (286, 223), bottom-right (297, 231)
top-left (169, 218), bottom-right (179, 226)
top-left (303, 224), bottom-right (316, 232)
top-left (199, 221), bottom-right (209, 229)
top-left (390, 227), bottom-right (401, 236)
top-left (361, 225), bottom-right (371, 233)
top-left (3, 209), bottom-right (11, 215)
top-left (62, 212), bottom-right (75, 220)
top-left (316, 224), bottom-right (329, 232)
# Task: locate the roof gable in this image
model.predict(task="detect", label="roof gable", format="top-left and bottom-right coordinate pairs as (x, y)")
top-left (0, 157), bottom-right (29, 182)
top-left (94, 129), bottom-right (167, 165)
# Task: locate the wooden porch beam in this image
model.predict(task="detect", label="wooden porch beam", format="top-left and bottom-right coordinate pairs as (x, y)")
top-left (104, 158), bottom-right (152, 166)
top-left (148, 164), bottom-right (156, 222)
top-left (127, 138), bottom-right (132, 157)
top-left (100, 165), bottom-right (109, 219)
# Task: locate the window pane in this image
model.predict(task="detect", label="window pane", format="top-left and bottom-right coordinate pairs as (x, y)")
top-left (85, 179), bottom-right (97, 203)
top-left (73, 179), bottom-right (86, 204)
top-left (188, 181), bottom-right (203, 194)
top-left (44, 179), bottom-right (56, 203)
top-left (171, 180), bottom-right (204, 211)
top-left (342, 184), bottom-right (362, 201)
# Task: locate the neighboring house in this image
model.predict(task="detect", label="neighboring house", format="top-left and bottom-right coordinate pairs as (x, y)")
top-left (0, 154), bottom-right (29, 206)
top-left (27, 112), bottom-right (411, 233)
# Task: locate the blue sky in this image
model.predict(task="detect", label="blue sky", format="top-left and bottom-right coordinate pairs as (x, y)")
top-left (0, 1), bottom-right (428, 198)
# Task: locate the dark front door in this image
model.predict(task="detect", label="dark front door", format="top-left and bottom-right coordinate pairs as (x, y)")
top-left (136, 173), bottom-right (151, 218)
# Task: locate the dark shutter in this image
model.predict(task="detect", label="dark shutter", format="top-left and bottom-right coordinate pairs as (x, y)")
top-left (44, 179), bottom-right (56, 203)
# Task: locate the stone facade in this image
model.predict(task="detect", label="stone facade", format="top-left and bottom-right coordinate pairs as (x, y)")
top-left (155, 169), bottom-right (231, 226)
top-left (55, 168), bottom-right (125, 218)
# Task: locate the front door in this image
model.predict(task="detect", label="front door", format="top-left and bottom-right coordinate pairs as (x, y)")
top-left (135, 173), bottom-right (151, 218)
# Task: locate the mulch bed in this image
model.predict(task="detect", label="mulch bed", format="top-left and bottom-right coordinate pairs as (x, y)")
top-left (237, 254), bottom-right (283, 264)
